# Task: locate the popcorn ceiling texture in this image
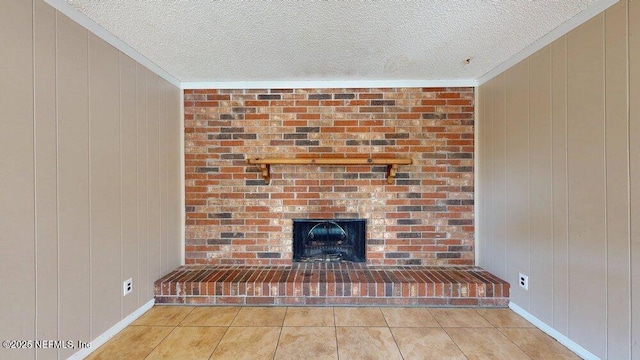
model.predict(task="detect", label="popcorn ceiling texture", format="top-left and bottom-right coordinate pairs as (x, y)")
top-left (67, 0), bottom-right (599, 82)
top-left (184, 87), bottom-right (475, 266)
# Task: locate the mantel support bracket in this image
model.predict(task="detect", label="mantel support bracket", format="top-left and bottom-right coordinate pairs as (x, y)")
top-left (386, 164), bottom-right (398, 184)
top-left (260, 164), bottom-right (270, 184)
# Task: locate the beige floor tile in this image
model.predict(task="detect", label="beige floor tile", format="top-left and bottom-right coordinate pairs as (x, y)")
top-left (475, 308), bottom-right (534, 328)
top-left (179, 306), bottom-right (240, 327)
top-left (391, 327), bottom-right (466, 360)
top-left (275, 327), bottom-right (338, 360)
top-left (336, 327), bottom-right (403, 360)
top-left (381, 307), bottom-right (440, 327)
top-left (131, 305), bottom-right (194, 326)
top-left (446, 328), bottom-right (530, 360)
top-left (429, 308), bottom-right (493, 328)
top-left (146, 326), bottom-right (226, 360)
top-left (231, 307), bottom-right (286, 326)
top-left (211, 326), bottom-right (281, 360)
top-left (283, 307), bottom-right (335, 327)
top-left (500, 328), bottom-right (580, 359)
top-left (334, 307), bottom-right (387, 327)
top-left (86, 325), bottom-right (172, 360)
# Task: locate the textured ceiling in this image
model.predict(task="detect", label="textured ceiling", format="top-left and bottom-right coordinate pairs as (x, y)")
top-left (65, 0), bottom-right (603, 83)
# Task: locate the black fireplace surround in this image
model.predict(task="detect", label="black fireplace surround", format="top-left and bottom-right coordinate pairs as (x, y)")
top-left (293, 219), bottom-right (366, 262)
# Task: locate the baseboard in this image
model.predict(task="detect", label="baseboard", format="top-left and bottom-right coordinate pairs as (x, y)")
top-left (67, 299), bottom-right (155, 360)
top-left (508, 302), bottom-right (600, 360)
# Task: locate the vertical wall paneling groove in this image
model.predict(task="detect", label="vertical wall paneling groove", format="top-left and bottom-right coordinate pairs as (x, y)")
top-left (55, 8), bottom-right (61, 356)
top-left (479, 1), bottom-right (636, 357)
top-left (604, 2), bottom-right (631, 358)
top-left (498, 74), bottom-right (508, 280)
top-left (0, 1), bottom-right (35, 359)
top-left (550, 37), bottom-right (570, 336)
top-left (529, 47), bottom-right (553, 326)
top-left (160, 81), bottom-right (168, 272)
top-left (160, 81), bottom-right (166, 271)
top-left (32, 2), bottom-right (37, 351)
top-left (505, 60), bottom-right (531, 309)
top-left (89, 33), bottom-right (122, 337)
top-left (87, 28), bottom-right (92, 345)
top-left (488, 74), bottom-right (508, 279)
top-left (137, 65), bottom-right (150, 305)
top-left (171, 84), bottom-right (179, 269)
top-left (57, 12), bottom-right (91, 358)
top-left (166, 83), bottom-right (178, 270)
top-left (476, 86), bottom-right (485, 267)
top-left (567, 14), bottom-right (607, 357)
top-left (147, 72), bottom-right (161, 300)
top-left (169, 86), bottom-right (182, 269)
top-left (483, 82), bottom-right (494, 270)
top-left (34, 1), bottom-right (58, 359)
top-left (120, 54), bottom-right (138, 316)
top-left (179, 89), bottom-right (185, 266)
top-left (488, 84), bottom-right (495, 273)
top-left (629, 0), bottom-right (639, 357)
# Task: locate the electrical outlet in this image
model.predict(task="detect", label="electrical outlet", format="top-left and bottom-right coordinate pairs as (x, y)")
top-left (518, 273), bottom-right (528, 290)
top-left (123, 278), bottom-right (133, 296)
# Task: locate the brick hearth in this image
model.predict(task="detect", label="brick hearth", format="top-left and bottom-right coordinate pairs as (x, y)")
top-left (154, 264), bottom-right (509, 307)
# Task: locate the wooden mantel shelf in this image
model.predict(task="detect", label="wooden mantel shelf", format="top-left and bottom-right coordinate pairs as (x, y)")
top-left (246, 157), bottom-right (413, 184)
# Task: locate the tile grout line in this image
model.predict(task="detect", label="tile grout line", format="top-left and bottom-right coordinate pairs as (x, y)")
top-left (440, 327), bottom-right (470, 360)
top-left (495, 327), bottom-right (536, 360)
top-left (142, 326), bottom-right (177, 360)
top-left (333, 307), bottom-right (340, 360)
top-left (474, 308), bottom-right (534, 359)
top-left (204, 326), bottom-right (225, 360)
top-left (206, 307), bottom-right (239, 359)
top-left (378, 306), bottom-right (405, 359)
top-left (475, 307), bottom-right (536, 359)
top-left (132, 308), bottom-right (193, 359)
top-left (271, 307), bottom-right (289, 359)
top-left (382, 307), bottom-right (407, 360)
top-left (139, 307), bottom-right (194, 359)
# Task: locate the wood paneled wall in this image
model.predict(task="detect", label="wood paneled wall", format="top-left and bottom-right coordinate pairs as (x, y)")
top-left (0, 1), bottom-right (182, 359)
top-left (478, 1), bottom-right (638, 358)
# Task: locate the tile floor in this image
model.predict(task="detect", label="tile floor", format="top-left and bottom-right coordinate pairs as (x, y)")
top-left (86, 306), bottom-right (580, 360)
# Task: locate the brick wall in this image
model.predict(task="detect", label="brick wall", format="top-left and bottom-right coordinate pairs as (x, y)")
top-left (184, 87), bottom-right (475, 266)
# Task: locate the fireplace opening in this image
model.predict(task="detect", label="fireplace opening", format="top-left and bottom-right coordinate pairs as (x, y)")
top-left (293, 219), bottom-right (366, 262)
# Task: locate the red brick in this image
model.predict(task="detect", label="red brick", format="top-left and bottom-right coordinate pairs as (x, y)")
top-left (184, 87), bottom-right (475, 265)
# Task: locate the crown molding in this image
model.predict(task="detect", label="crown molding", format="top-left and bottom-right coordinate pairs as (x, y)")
top-left (180, 79), bottom-right (478, 90)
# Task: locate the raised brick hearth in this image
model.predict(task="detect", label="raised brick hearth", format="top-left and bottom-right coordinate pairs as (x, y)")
top-left (154, 264), bottom-right (509, 307)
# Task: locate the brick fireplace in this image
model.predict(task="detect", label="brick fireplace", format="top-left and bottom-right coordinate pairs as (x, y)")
top-left (158, 87), bottom-right (509, 306)
top-left (184, 87), bottom-right (475, 266)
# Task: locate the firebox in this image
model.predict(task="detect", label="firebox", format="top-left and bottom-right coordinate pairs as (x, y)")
top-left (293, 219), bottom-right (366, 262)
